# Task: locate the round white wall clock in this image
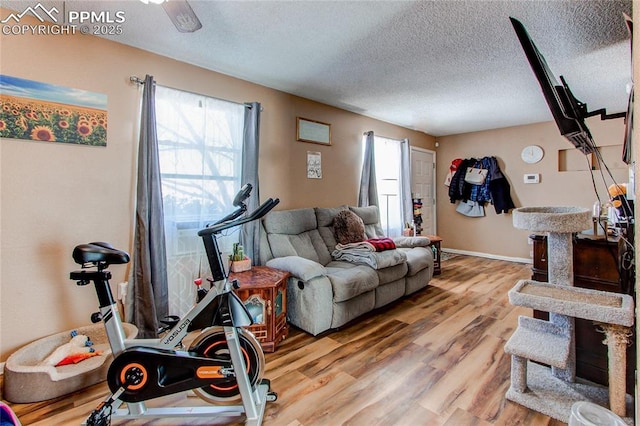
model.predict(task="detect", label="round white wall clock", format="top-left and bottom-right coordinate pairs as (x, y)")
top-left (521, 145), bottom-right (544, 164)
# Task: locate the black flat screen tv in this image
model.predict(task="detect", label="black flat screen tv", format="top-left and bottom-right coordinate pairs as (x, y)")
top-left (510, 17), bottom-right (597, 154)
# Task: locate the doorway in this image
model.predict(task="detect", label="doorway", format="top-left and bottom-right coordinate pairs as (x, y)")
top-left (410, 147), bottom-right (436, 236)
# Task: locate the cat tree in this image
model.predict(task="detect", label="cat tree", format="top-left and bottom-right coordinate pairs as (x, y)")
top-left (505, 207), bottom-right (634, 423)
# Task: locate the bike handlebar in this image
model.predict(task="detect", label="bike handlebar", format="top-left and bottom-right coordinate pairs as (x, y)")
top-left (211, 183), bottom-right (253, 225)
top-left (197, 198), bottom-right (280, 236)
top-left (214, 204), bottom-right (247, 225)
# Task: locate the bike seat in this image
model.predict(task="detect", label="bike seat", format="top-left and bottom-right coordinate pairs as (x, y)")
top-left (73, 243), bottom-right (130, 265)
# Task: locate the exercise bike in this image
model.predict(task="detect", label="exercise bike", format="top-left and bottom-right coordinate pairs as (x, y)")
top-left (69, 184), bottom-right (279, 426)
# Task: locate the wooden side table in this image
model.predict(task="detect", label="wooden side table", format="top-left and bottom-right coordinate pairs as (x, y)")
top-left (424, 234), bottom-right (442, 275)
top-left (229, 266), bottom-right (290, 352)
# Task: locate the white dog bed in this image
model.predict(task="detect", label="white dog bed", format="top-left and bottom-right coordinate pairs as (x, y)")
top-left (3, 323), bottom-right (137, 403)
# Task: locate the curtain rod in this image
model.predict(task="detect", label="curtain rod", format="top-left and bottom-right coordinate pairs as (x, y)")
top-left (130, 76), bottom-right (145, 85)
top-left (363, 131), bottom-right (406, 143)
top-left (129, 75), bottom-right (262, 110)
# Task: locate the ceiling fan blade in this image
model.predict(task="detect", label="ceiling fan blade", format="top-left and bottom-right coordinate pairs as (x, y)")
top-left (161, 0), bottom-right (202, 33)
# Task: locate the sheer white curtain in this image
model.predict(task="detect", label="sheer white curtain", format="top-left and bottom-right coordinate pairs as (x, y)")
top-left (155, 86), bottom-right (244, 317)
top-left (374, 136), bottom-right (403, 237)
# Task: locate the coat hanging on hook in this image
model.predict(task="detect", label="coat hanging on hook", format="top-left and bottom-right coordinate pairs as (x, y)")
top-left (449, 156), bottom-right (515, 215)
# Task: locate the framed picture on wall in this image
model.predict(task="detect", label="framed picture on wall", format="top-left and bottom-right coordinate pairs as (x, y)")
top-left (0, 74), bottom-right (108, 146)
top-left (307, 151), bottom-right (322, 179)
top-left (297, 117), bottom-right (331, 145)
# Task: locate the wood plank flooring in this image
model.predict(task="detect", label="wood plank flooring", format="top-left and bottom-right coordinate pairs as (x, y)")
top-left (3, 255), bottom-right (571, 425)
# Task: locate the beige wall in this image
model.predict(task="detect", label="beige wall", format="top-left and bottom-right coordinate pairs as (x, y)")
top-left (436, 118), bottom-right (628, 260)
top-left (0, 12), bottom-right (434, 360)
top-left (276, 97), bottom-right (435, 208)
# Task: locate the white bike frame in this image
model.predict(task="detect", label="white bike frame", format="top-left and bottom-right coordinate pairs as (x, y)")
top-left (77, 195), bottom-right (279, 425)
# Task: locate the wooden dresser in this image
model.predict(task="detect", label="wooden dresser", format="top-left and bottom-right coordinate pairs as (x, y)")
top-left (530, 233), bottom-right (635, 391)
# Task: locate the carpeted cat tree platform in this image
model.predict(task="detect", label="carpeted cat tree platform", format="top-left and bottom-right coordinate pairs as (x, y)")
top-left (505, 207), bottom-right (634, 424)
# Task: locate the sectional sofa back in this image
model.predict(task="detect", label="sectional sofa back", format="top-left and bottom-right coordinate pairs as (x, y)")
top-left (347, 205), bottom-right (385, 239)
top-left (261, 208), bottom-right (332, 265)
top-left (314, 206), bottom-right (347, 255)
top-left (260, 205), bottom-right (386, 266)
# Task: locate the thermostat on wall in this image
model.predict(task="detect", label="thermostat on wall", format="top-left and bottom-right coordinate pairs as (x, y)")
top-left (524, 173), bottom-right (540, 184)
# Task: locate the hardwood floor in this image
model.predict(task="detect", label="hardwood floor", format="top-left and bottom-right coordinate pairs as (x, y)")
top-left (3, 255), bottom-right (571, 425)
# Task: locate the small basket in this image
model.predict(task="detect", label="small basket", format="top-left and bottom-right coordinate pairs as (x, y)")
top-left (230, 257), bottom-right (252, 273)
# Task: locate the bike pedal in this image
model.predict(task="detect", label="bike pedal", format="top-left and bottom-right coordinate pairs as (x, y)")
top-left (86, 404), bottom-right (111, 426)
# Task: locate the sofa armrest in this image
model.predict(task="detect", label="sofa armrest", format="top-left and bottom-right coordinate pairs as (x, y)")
top-left (392, 236), bottom-right (431, 248)
top-left (266, 256), bottom-right (327, 281)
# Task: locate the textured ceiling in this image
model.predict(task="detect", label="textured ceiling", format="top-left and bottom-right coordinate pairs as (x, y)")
top-left (2, 0), bottom-right (633, 136)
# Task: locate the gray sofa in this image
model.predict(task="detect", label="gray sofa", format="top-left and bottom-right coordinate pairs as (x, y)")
top-left (259, 205), bottom-right (434, 336)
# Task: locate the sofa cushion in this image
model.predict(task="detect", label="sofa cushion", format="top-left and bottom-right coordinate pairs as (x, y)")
top-left (331, 291), bottom-right (376, 329)
top-left (324, 261), bottom-right (379, 303)
top-left (398, 246), bottom-right (433, 276)
top-left (315, 206), bottom-right (348, 253)
top-left (266, 256), bottom-right (326, 281)
top-left (375, 277), bottom-right (406, 309)
top-left (405, 267), bottom-right (432, 295)
top-left (393, 236), bottom-right (431, 248)
top-left (375, 261), bottom-right (408, 284)
top-left (315, 206), bottom-right (348, 228)
top-left (349, 205), bottom-right (385, 238)
top-left (267, 232), bottom-right (329, 265)
top-left (263, 207), bottom-right (317, 234)
top-left (263, 208), bottom-right (332, 265)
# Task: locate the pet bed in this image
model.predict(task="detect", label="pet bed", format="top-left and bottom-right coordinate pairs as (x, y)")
top-left (3, 323), bottom-right (137, 403)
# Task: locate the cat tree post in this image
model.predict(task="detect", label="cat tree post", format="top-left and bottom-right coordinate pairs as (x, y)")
top-left (545, 228), bottom-right (575, 382)
top-left (599, 323), bottom-right (633, 416)
top-left (513, 207), bottom-right (590, 382)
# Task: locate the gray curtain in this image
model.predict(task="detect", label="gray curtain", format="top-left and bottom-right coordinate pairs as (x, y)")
top-left (399, 138), bottom-right (413, 226)
top-left (127, 74), bottom-right (169, 338)
top-left (240, 102), bottom-right (261, 263)
top-left (358, 131), bottom-right (378, 207)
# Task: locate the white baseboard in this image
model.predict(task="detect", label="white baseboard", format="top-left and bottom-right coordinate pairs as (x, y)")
top-left (443, 248), bottom-right (532, 264)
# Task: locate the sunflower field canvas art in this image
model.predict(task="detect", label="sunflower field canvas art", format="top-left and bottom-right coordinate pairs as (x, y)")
top-left (0, 75), bottom-right (107, 146)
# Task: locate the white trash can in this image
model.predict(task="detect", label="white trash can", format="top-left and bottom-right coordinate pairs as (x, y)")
top-left (569, 401), bottom-right (626, 426)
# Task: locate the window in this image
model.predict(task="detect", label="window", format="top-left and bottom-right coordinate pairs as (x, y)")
top-left (373, 135), bottom-right (403, 237)
top-left (155, 86), bottom-right (244, 316)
